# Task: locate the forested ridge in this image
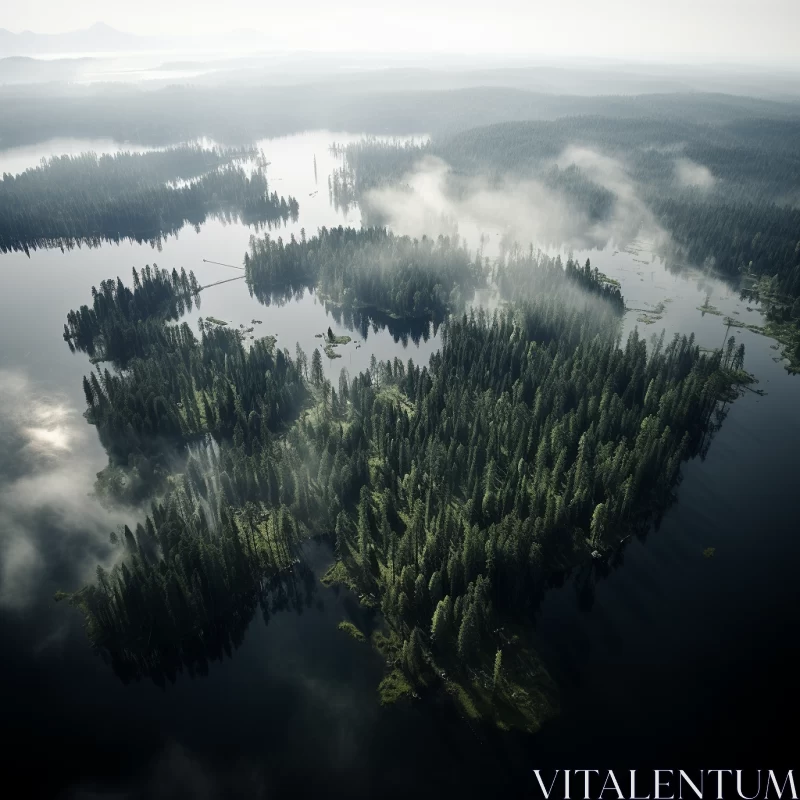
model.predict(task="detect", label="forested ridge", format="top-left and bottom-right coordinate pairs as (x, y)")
top-left (60, 247), bottom-right (747, 721)
top-left (245, 226), bottom-right (483, 320)
top-left (3, 82), bottom-right (799, 149)
top-left (0, 146), bottom-right (299, 251)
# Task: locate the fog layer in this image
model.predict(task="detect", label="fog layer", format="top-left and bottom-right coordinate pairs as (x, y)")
top-left (362, 148), bottom-right (669, 255)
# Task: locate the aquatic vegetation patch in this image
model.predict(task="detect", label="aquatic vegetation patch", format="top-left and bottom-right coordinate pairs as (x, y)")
top-left (378, 669), bottom-right (414, 705)
top-left (321, 560), bottom-right (357, 591)
top-left (598, 272), bottom-right (621, 288)
top-left (326, 333), bottom-right (352, 345)
top-left (338, 620), bottom-right (366, 642)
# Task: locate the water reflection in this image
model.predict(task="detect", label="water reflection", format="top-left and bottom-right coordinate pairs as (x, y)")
top-left (0, 369), bottom-right (123, 612)
top-left (1, 206), bottom-right (299, 256)
top-left (247, 281), bottom-right (442, 346)
top-left (324, 302), bottom-right (442, 346)
top-left (108, 546), bottom-right (323, 687)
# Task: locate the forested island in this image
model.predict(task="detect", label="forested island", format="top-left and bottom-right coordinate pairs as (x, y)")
top-left (59, 241), bottom-right (749, 727)
top-left (244, 226), bottom-right (483, 321)
top-left (63, 264), bottom-right (202, 364)
top-left (0, 145), bottom-right (299, 251)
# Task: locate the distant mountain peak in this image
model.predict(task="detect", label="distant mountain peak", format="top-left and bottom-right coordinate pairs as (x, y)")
top-left (87, 22), bottom-right (119, 33)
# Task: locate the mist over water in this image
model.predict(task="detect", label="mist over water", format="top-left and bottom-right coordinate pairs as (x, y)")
top-left (362, 147), bottom-right (672, 257)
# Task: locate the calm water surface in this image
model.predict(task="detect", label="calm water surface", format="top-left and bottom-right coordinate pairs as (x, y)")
top-left (0, 134), bottom-right (798, 798)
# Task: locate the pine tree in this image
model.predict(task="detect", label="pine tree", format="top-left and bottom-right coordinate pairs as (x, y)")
top-left (492, 648), bottom-right (503, 692)
top-left (590, 502), bottom-right (608, 546)
top-left (311, 348), bottom-right (323, 386)
top-left (430, 595), bottom-right (453, 645)
top-left (457, 603), bottom-right (480, 663)
top-left (405, 627), bottom-right (425, 678)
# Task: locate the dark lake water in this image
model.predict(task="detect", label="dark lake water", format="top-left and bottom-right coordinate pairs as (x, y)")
top-left (0, 134), bottom-right (798, 799)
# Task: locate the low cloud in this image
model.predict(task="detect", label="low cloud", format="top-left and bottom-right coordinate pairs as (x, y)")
top-left (362, 147), bottom-right (669, 256)
top-left (0, 370), bottom-right (126, 611)
top-left (674, 157), bottom-right (716, 190)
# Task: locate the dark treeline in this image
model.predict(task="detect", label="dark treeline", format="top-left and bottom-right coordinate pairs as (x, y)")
top-left (655, 195), bottom-right (800, 324)
top-left (244, 226), bottom-right (483, 320)
top-left (2, 144), bottom-right (254, 188)
top-left (0, 147), bottom-right (299, 251)
top-left (62, 255), bottom-right (746, 713)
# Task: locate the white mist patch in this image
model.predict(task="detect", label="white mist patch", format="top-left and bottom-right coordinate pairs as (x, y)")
top-left (674, 158), bottom-right (716, 190)
top-left (363, 148), bottom-right (669, 256)
top-left (0, 370), bottom-right (124, 611)
top-left (25, 423), bottom-right (72, 453)
top-left (556, 145), bottom-right (668, 244)
top-left (363, 155), bottom-right (590, 254)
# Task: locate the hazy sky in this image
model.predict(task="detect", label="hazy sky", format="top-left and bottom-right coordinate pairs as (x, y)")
top-left (3, 0), bottom-right (799, 66)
